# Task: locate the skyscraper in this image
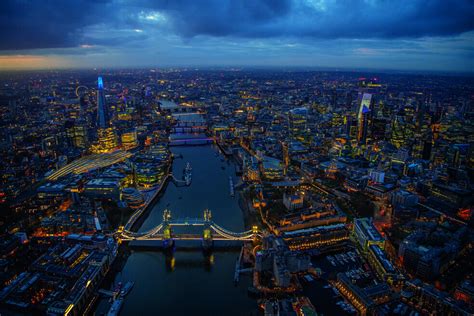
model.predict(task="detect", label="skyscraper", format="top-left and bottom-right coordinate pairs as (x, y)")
top-left (65, 119), bottom-right (87, 149)
top-left (96, 76), bottom-right (109, 129)
top-left (357, 93), bottom-right (373, 144)
top-left (121, 128), bottom-right (138, 150)
top-left (92, 76), bottom-right (117, 153)
top-left (288, 107), bottom-right (308, 141)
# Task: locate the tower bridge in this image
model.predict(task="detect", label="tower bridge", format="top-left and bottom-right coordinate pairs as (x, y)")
top-left (118, 209), bottom-right (260, 249)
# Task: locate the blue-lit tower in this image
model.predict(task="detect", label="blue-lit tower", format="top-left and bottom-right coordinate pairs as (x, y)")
top-left (96, 76), bottom-right (109, 128)
top-left (92, 76), bottom-right (117, 153)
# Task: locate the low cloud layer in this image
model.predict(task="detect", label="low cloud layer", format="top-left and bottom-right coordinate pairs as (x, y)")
top-left (1, 0), bottom-right (473, 50)
top-left (0, 0), bottom-right (473, 71)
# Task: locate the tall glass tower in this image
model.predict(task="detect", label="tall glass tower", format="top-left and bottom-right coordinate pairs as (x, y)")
top-left (357, 93), bottom-right (372, 144)
top-left (288, 107), bottom-right (308, 141)
top-left (92, 76), bottom-right (117, 153)
top-left (97, 76), bottom-right (109, 129)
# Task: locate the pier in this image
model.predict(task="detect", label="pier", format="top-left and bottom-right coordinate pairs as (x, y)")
top-left (98, 289), bottom-right (116, 297)
top-left (216, 140), bottom-right (232, 156)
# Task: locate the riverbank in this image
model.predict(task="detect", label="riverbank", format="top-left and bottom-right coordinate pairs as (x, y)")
top-left (129, 176), bottom-right (171, 232)
top-left (87, 244), bottom-right (131, 315)
top-left (124, 161), bottom-right (172, 232)
top-left (238, 191), bottom-right (261, 230)
top-left (94, 144), bottom-right (257, 315)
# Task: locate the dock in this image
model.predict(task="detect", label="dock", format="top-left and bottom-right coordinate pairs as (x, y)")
top-left (217, 140), bottom-right (232, 156)
top-left (98, 289), bottom-right (116, 297)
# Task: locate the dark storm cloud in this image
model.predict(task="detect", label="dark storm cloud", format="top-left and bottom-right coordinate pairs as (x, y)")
top-left (150, 0), bottom-right (292, 37)
top-left (1, 0), bottom-right (474, 51)
top-left (153, 0), bottom-right (474, 39)
top-left (0, 0), bottom-right (112, 50)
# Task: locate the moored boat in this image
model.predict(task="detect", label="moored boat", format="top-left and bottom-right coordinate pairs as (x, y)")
top-left (120, 281), bottom-right (135, 297)
top-left (107, 298), bottom-right (124, 316)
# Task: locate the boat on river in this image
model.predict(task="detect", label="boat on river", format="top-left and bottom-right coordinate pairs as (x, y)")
top-left (107, 298), bottom-right (124, 316)
top-left (120, 281), bottom-right (135, 297)
top-left (183, 162), bottom-right (192, 185)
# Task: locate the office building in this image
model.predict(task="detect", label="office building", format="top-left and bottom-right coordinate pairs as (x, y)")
top-left (288, 107), bottom-right (308, 141)
top-left (357, 93), bottom-right (372, 144)
top-left (92, 77), bottom-right (117, 153)
top-left (353, 218), bottom-right (385, 251)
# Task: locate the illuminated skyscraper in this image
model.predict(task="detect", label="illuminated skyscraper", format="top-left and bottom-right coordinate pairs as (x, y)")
top-left (357, 93), bottom-right (373, 144)
top-left (65, 120), bottom-right (87, 149)
top-left (390, 115), bottom-right (414, 149)
top-left (92, 76), bottom-right (117, 153)
top-left (97, 76), bottom-right (109, 129)
top-left (121, 128), bottom-right (138, 150)
top-left (288, 107), bottom-right (308, 141)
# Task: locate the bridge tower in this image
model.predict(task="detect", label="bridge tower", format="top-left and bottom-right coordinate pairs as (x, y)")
top-left (252, 225), bottom-right (260, 243)
top-left (202, 209), bottom-right (213, 250)
top-left (162, 209), bottom-right (174, 249)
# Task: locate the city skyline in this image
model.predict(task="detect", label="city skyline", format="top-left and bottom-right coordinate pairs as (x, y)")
top-left (0, 0), bottom-right (473, 72)
top-left (0, 64), bottom-right (473, 316)
top-left (0, 1), bottom-right (473, 316)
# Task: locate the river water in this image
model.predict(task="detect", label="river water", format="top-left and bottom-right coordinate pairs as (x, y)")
top-left (105, 144), bottom-right (256, 315)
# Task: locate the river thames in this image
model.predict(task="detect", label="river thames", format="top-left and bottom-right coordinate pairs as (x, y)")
top-left (99, 144), bottom-right (256, 315)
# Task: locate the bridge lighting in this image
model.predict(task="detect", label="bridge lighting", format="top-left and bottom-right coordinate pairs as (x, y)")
top-left (120, 209), bottom-right (255, 242)
top-left (170, 257), bottom-right (176, 270)
top-left (252, 226), bottom-right (259, 234)
top-left (163, 226), bottom-right (172, 239)
top-left (163, 209), bottom-right (172, 222)
top-left (203, 229), bottom-right (211, 239)
top-left (204, 209), bottom-right (212, 221)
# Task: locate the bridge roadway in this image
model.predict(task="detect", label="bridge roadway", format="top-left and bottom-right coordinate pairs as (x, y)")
top-left (119, 223), bottom-right (257, 241)
top-left (118, 210), bottom-right (260, 242)
top-left (122, 234), bottom-right (253, 241)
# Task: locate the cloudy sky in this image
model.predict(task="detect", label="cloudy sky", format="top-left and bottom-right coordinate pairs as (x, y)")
top-left (0, 0), bottom-right (473, 72)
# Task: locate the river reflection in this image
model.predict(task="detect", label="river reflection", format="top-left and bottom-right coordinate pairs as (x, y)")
top-left (164, 252), bottom-right (215, 271)
top-left (96, 144), bottom-right (256, 316)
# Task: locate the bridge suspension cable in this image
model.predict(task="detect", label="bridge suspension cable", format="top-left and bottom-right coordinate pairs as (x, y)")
top-left (122, 223), bottom-right (163, 238)
top-left (118, 209), bottom-right (260, 241)
top-left (210, 225), bottom-right (256, 240)
top-left (211, 223), bottom-right (253, 237)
